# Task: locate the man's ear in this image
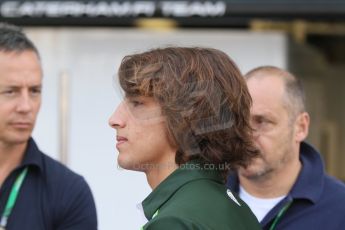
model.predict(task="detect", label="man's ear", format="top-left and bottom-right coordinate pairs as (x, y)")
top-left (294, 112), bottom-right (310, 142)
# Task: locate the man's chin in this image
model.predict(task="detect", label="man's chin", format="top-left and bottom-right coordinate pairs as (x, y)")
top-left (239, 166), bottom-right (272, 181)
top-left (4, 134), bottom-right (31, 146)
top-left (117, 156), bottom-right (147, 172)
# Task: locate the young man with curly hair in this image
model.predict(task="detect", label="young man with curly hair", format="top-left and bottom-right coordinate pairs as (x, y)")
top-left (109, 47), bottom-right (261, 229)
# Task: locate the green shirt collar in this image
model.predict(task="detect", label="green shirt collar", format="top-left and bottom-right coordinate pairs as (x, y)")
top-left (142, 161), bottom-right (223, 220)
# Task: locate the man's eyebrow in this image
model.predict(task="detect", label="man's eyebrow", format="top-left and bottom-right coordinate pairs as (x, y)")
top-left (0, 84), bottom-right (42, 89)
top-left (0, 85), bottom-right (19, 89)
top-left (30, 84), bottom-right (42, 88)
top-left (252, 112), bottom-right (275, 119)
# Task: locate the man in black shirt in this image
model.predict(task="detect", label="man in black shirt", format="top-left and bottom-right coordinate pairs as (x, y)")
top-left (0, 23), bottom-right (97, 230)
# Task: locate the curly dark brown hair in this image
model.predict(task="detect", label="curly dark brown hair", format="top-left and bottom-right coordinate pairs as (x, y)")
top-left (118, 47), bottom-right (257, 177)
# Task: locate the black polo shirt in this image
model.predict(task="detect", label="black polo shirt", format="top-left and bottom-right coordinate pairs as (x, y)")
top-left (0, 138), bottom-right (97, 230)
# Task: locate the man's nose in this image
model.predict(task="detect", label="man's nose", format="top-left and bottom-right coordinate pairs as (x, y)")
top-left (108, 101), bottom-right (126, 129)
top-left (16, 92), bottom-right (32, 113)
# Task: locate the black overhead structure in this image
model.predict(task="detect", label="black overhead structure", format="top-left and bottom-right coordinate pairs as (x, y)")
top-left (0, 0), bottom-right (344, 27)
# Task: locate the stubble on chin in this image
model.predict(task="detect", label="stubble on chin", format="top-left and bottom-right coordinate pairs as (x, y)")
top-left (238, 158), bottom-right (274, 182)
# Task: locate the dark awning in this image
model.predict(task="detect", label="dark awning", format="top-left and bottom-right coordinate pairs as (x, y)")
top-left (1, 0), bottom-right (344, 27)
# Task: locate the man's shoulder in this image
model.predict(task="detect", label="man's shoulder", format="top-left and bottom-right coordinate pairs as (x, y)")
top-left (171, 178), bottom-right (227, 205)
top-left (37, 152), bottom-right (92, 196)
top-left (161, 180), bottom-right (260, 229)
top-left (39, 152), bottom-right (96, 217)
top-left (28, 149), bottom-right (97, 229)
top-left (27, 138), bottom-right (85, 184)
top-left (323, 174), bottom-right (345, 197)
top-left (40, 152), bottom-right (83, 181)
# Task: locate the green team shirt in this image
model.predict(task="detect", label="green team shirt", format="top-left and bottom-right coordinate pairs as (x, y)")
top-left (141, 162), bottom-right (261, 230)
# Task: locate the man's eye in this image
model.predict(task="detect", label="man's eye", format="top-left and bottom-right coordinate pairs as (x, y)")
top-left (257, 118), bottom-right (266, 124)
top-left (131, 100), bottom-right (143, 107)
top-left (2, 90), bottom-right (15, 96)
top-left (252, 117), bottom-right (270, 126)
top-left (30, 88), bottom-right (42, 95)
